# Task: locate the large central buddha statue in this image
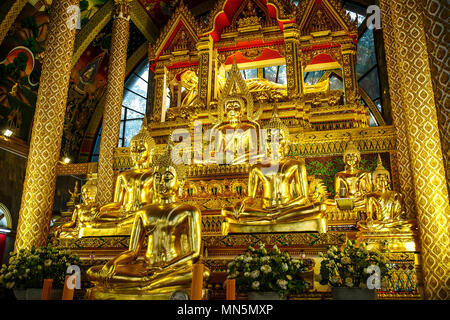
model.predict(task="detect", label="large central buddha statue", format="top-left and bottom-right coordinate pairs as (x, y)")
top-left (207, 60), bottom-right (262, 165)
top-left (334, 140), bottom-right (372, 211)
top-left (221, 109), bottom-right (327, 234)
top-left (87, 144), bottom-right (209, 299)
top-left (78, 119), bottom-right (156, 237)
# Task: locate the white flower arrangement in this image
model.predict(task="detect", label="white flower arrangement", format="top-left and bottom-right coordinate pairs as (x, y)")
top-left (227, 243), bottom-right (311, 295)
top-left (0, 244), bottom-right (79, 290)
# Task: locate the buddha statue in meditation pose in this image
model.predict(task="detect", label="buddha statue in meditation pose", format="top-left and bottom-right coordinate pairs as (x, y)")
top-left (334, 141), bottom-right (372, 211)
top-left (210, 96), bottom-right (261, 165)
top-left (78, 119), bottom-right (156, 237)
top-left (221, 110), bottom-right (327, 234)
top-left (54, 177), bottom-right (99, 238)
top-left (86, 145), bottom-right (209, 299)
top-left (357, 155), bottom-right (415, 233)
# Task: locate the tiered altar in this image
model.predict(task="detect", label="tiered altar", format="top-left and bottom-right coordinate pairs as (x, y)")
top-left (51, 0), bottom-right (422, 300)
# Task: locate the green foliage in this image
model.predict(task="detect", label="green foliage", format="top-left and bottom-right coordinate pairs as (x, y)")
top-left (227, 243), bottom-right (310, 295)
top-left (0, 245), bottom-right (80, 289)
top-left (306, 158), bottom-right (344, 196)
top-left (318, 240), bottom-right (390, 288)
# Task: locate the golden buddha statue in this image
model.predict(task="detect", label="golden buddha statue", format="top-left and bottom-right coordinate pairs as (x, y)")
top-left (179, 70), bottom-right (198, 108)
top-left (207, 60), bottom-right (262, 165)
top-left (221, 109), bottom-right (327, 234)
top-left (334, 140), bottom-right (372, 211)
top-left (79, 118), bottom-right (156, 237)
top-left (54, 178), bottom-right (99, 238)
top-left (357, 155), bottom-right (415, 233)
top-left (87, 145), bottom-right (209, 300)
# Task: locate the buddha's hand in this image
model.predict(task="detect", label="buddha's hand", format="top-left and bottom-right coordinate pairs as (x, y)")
top-left (100, 262), bottom-right (116, 280)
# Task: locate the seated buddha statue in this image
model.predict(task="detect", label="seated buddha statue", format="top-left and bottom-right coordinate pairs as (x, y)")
top-left (87, 145), bottom-right (209, 299)
top-left (54, 177), bottom-right (99, 238)
top-left (221, 110), bottom-right (327, 233)
top-left (80, 119), bottom-right (156, 236)
top-left (334, 141), bottom-right (372, 211)
top-left (209, 96), bottom-right (261, 165)
top-left (357, 155), bottom-right (415, 233)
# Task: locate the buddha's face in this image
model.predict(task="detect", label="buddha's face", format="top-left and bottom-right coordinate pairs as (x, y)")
top-left (153, 166), bottom-right (179, 198)
top-left (266, 128), bottom-right (286, 157)
top-left (130, 139), bottom-right (151, 167)
top-left (81, 185), bottom-right (96, 204)
top-left (180, 71), bottom-right (198, 91)
top-left (344, 152), bottom-right (360, 168)
top-left (225, 100), bottom-right (242, 124)
top-left (375, 173), bottom-right (390, 191)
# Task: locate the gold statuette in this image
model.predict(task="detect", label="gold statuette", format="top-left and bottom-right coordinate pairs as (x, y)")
top-left (334, 140), bottom-right (372, 211)
top-left (86, 144), bottom-right (209, 300)
top-left (357, 155), bottom-right (415, 233)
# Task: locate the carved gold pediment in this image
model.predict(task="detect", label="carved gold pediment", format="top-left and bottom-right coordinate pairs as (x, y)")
top-left (148, 0), bottom-right (199, 61)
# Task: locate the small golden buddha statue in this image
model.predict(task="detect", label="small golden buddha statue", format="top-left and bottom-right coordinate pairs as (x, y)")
top-left (357, 155), bottom-right (415, 233)
top-left (80, 119), bottom-right (156, 237)
top-left (334, 140), bottom-right (372, 211)
top-left (87, 145), bottom-right (209, 299)
top-left (54, 178), bottom-right (99, 238)
top-left (221, 109), bottom-right (327, 233)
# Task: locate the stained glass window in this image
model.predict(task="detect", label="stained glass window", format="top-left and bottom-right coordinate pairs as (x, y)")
top-left (90, 59), bottom-right (148, 161)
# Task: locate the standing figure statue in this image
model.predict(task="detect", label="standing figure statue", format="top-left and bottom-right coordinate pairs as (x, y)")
top-left (334, 140), bottom-right (372, 211)
top-left (87, 144), bottom-right (209, 299)
top-left (357, 155), bottom-right (415, 233)
top-left (221, 109), bottom-right (327, 234)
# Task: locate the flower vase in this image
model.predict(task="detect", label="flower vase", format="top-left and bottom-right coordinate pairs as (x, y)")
top-left (14, 288), bottom-right (63, 300)
top-left (331, 287), bottom-right (377, 300)
top-left (248, 292), bottom-right (286, 300)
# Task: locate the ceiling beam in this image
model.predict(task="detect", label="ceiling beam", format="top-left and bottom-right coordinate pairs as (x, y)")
top-left (130, 1), bottom-right (159, 43)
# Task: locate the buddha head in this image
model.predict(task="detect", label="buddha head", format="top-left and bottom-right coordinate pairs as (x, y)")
top-left (81, 180), bottom-right (97, 205)
top-left (343, 140), bottom-right (361, 169)
top-left (263, 108), bottom-right (289, 158)
top-left (224, 97), bottom-right (245, 126)
top-left (180, 70), bottom-right (198, 91)
top-left (373, 154), bottom-right (391, 191)
top-left (153, 144), bottom-right (186, 200)
top-left (129, 118), bottom-right (155, 168)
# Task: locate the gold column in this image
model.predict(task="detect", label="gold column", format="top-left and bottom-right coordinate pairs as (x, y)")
top-left (96, 0), bottom-right (131, 206)
top-left (14, 0), bottom-right (79, 251)
top-left (341, 43), bottom-right (358, 104)
top-left (150, 67), bottom-right (165, 122)
top-left (0, 0), bottom-right (29, 46)
top-left (379, 2), bottom-right (417, 218)
top-left (380, 0), bottom-right (450, 299)
top-left (422, 0), bottom-right (450, 194)
top-left (197, 35), bottom-right (213, 108)
top-left (283, 23), bottom-right (303, 98)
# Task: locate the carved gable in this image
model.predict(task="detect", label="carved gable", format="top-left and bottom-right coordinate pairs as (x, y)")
top-left (148, 1), bottom-right (198, 62)
top-left (297, 0), bottom-right (357, 35)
